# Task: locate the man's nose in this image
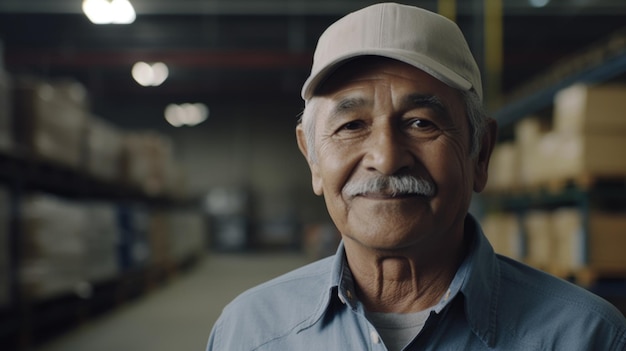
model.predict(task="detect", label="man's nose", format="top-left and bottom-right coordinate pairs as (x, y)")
top-left (362, 126), bottom-right (415, 175)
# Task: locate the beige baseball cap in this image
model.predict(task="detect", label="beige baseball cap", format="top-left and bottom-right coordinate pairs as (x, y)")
top-left (301, 2), bottom-right (482, 101)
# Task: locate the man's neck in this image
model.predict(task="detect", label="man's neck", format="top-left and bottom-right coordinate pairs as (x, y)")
top-left (343, 232), bottom-right (467, 313)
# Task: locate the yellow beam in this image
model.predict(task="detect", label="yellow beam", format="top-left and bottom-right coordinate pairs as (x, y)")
top-left (438, 0), bottom-right (456, 22)
top-left (484, 0), bottom-right (503, 109)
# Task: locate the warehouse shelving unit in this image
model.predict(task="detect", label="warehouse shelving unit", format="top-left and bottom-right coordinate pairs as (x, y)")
top-left (0, 149), bottom-right (202, 350)
top-left (493, 29), bottom-right (626, 128)
top-left (483, 28), bottom-right (626, 314)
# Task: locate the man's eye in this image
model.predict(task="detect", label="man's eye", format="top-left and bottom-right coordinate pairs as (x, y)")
top-left (410, 119), bottom-right (436, 129)
top-left (340, 121), bottom-right (365, 131)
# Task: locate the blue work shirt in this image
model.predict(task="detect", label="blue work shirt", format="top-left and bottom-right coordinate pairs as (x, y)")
top-left (206, 215), bottom-right (626, 350)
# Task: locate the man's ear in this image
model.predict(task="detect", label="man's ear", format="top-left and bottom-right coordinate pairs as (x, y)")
top-left (473, 118), bottom-right (498, 193)
top-left (296, 124), bottom-right (324, 196)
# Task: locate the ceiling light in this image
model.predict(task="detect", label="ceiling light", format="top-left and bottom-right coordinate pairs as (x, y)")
top-left (82, 0), bottom-right (136, 25)
top-left (164, 103), bottom-right (209, 127)
top-left (132, 61), bottom-right (169, 87)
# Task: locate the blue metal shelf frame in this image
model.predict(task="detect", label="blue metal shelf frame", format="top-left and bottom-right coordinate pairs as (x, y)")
top-left (493, 50), bottom-right (626, 127)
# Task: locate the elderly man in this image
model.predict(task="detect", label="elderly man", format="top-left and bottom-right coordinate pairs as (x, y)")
top-left (207, 3), bottom-right (626, 350)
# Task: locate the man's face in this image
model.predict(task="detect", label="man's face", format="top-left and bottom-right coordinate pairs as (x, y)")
top-left (297, 57), bottom-right (492, 253)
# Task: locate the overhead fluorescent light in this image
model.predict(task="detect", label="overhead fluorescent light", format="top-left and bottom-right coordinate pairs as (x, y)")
top-left (132, 61), bottom-right (169, 87)
top-left (82, 0), bottom-right (136, 25)
top-left (165, 103), bottom-right (209, 127)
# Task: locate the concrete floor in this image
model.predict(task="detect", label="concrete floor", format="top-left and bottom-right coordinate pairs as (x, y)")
top-left (34, 252), bottom-right (311, 351)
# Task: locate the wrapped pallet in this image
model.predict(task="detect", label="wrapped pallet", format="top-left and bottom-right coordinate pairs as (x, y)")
top-left (13, 77), bottom-right (89, 168)
top-left (20, 194), bottom-right (89, 300)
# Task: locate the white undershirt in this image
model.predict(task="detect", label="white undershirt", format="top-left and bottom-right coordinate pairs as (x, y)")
top-left (365, 309), bottom-right (431, 351)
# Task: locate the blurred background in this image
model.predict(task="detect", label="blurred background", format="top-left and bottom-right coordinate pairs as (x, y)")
top-left (0, 0), bottom-right (626, 350)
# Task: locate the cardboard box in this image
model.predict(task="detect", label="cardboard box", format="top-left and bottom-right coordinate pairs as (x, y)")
top-left (485, 142), bottom-right (519, 192)
top-left (588, 212), bottom-right (626, 271)
top-left (552, 208), bottom-right (626, 272)
top-left (554, 83), bottom-right (626, 134)
top-left (523, 211), bottom-right (553, 268)
top-left (481, 213), bottom-right (523, 260)
top-left (515, 116), bottom-right (551, 146)
top-left (552, 132), bottom-right (626, 180)
top-left (551, 208), bottom-right (585, 271)
top-left (515, 117), bottom-right (551, 187)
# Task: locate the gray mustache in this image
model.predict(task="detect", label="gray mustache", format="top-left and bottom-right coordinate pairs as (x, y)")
top-left (343, 175), bottom-right (436, 197)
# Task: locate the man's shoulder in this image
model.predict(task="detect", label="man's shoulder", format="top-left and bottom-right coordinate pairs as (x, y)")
top-left (230, 254), bottom-right (333, 307)
top-left (210, 256), bottom-right (334, 350)
top-left (495, 255), bottom-right (626, 347)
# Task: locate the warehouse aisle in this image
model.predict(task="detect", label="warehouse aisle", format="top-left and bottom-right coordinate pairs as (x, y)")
top-left (34, 252), bottom-right (312, 351)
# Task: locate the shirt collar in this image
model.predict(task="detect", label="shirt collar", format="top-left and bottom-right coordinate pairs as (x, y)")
top-left (444, 214), bottom-right (500, 347)
top-left (310, 214), bottom-right (500, 347)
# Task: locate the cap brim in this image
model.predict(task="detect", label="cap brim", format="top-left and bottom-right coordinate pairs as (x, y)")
top-left (301, 49), bottom-right (473, 101)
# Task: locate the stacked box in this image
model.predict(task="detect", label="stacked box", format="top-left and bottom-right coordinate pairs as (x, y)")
top-left (514, 117), bottom-right (551, 187)
top-left (552, 208), bottom-right (626, 272)
top-left (550, 133), bottom-right (626, 180)
top-left (0, 186), bottom-right (10, 306)
top-left (121, 131), bottom-right (176, 196)
top-left (587, 212), bottom-right (626, 271)
top-left (550, 208), bottom-right (585, 271)
top-left (485, 142), bottom-right (519, 192)
top-left (0, 71), bottom-right (12, 152)
top-left (13, 77), bottom-right (89, 168)
top-left (540, 83), bottom-right (626, 181)
top-left (481, 213), bottom-right (523, 260)
top-left (523, 211), bottom-right (553, 269)
top-left (20, 194), bottom-right (89, 300)
top-left (85, 115), bottom-right (124, 181)
top-left (554, 84), bottom-right (626, 134)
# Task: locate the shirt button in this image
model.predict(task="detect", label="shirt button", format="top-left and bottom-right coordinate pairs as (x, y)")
top-left (346, 290), bottom-right (353, 300)
top-left (370, 330), bottom-right (381, 344)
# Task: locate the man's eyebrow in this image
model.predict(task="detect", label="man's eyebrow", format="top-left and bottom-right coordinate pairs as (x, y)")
top-left (402, 94), bottom-right (449, 116)
top-left (330, 96), bottom-right (369, 117)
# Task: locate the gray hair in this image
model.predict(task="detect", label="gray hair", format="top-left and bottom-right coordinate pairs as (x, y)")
top-left (299, 89), bottom-right (487, 163)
